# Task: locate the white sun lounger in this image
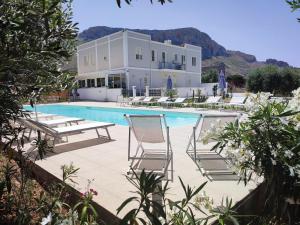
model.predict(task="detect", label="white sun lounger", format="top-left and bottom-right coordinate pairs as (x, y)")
top-left (130, 96), bottom-right (143, 106)
top-left (23, 117), bottom-right (85, 139)
top-left (39, 117), bottom-right (84, 126)
top-left (143, 96), bottom-right (153, 103)
top-left (186, 113), bottom-right (240, 180)
top-left (228, 96), bottom-right (247, 105)
top-left (162, 97), bottom-right (186, 108)
top-left (157, 97), bottom-right (169, 103)
top-left (206, 96), bottom-right (222, 104)
top-left (124, 114), bottom-right (173, 181)
top-left (219, 96), bottom-right (248, 110)
top-left (27, 112), bottom-right (56, 120)
top-left (18, 118), bottom-right (115, 146)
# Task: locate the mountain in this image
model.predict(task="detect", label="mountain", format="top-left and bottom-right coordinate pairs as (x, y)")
top-left (265, 59), bottom-right (289, 67)
top-left (77, 26), bottom-right (291, 76)
top-left (79, 26), bottom-right (227, 60)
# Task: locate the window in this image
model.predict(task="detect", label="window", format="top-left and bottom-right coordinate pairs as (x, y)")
top-left (78, 80), bottom-right (86, 88)
top-left (84, 56), bottom-right (89, 66)
top-left (162, 52), bottom-right (166, 63)
top-left (135, 47), bottom-right (143, 60)
top-left (108, 76), bottom-right (121, 88)
top-left (174, 54), bottom-right (178, 62)
top-left (151, 50), bottom-right (156, 61)
top-left (97, 78), bottom-right (105, 87)
top-left (83, 54), bottom-right (95, 66)
top-left (87, 79), bottom-right (95, 88)
top-left (192, 57), bottom-right (197, 66)
top-left (181, 55), bottom-right (186, 64)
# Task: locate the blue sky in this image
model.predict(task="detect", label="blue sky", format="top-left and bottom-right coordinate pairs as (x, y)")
top-left (73, 0), bottom-right (300, 67)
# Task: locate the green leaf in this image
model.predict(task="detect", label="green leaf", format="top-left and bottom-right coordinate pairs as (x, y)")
top-left (117, 197), bottom-right (138, 214)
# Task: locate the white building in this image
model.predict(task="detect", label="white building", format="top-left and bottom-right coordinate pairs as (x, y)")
top-left (76, 30), bottom-right (202, 101)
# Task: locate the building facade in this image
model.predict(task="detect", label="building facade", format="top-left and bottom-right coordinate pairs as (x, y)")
top-left (76, 30), bottom-right (202, 99)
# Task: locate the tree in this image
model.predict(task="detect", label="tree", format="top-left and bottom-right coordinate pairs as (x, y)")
top-left (201, 69), bottom-right (218, 83)
top-left (116, 0), bottom-right (172, 7)
top-left (0, 0), bottom-right (77, 140)
top-left (0, 0), bottom-right (78, 223)
top-left (287, 0), bottom-right (300, 22)
top-left (247, 66), bottom-right (300, 95)
top-left (226, 74), bottom-right (246, 88)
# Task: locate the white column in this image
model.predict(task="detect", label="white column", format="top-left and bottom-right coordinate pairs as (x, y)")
top-left (108, 36), bottom-right (111, 70)
top-left (132, 86), bottom-right (136, 97)
top-left (95, 40), bottom-right (98, 70)
top-left (105, 73), bottom-right (109, 87)
top-left (145, 86), bottom-right (149, 97)
top-left (123, 30), bottom-right (129, 68)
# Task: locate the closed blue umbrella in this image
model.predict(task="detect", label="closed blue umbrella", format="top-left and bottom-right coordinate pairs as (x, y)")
top-left (167, 75), bottom-right (173, 90)
top-left (218, 70), bottom-right (226, 92)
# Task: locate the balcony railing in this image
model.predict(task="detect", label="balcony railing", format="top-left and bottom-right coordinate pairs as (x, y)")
top-left (159, 62), bottom-right (186, 70)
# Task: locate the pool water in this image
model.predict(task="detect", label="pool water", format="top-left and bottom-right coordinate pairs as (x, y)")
top-left (23, 104), bottom-right (199, 127)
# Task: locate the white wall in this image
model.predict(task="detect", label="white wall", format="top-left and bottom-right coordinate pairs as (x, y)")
top-left (199, 83), bottom-right (228, 96)
top-left (77, 87), bottom-right (122, 102)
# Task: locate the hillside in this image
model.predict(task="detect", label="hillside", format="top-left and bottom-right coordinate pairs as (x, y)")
top-left (76, 26), bottom-right (292, 76)
top-left (79, 26), bottom-right (227, 60)
top-left (202, 55), bottom-right (264, 76)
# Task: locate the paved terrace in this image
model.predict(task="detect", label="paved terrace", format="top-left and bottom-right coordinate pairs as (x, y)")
top-left (23, 102), bottom-right (257, 217)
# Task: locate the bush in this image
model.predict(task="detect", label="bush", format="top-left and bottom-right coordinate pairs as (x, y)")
top-left (207, 91), bottom-right (300, 224)
top-left (201, 69), bottom-right (218, 83)
top-left (226, 74), bottom-right (246, 88)
top-left (247, 66), bottom-right (300, 96)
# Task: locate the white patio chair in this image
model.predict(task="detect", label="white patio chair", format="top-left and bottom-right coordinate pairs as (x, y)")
top-left (124, 114), bottom-right (173, 181)
top-left (22, 117), bottom-right (85, 140)
top-left (228, 96), bottom-right (247, 105)
top-left (143, 96), bottom-right (153, 103)
top-left (18, 118), bottom-right (114, 147)
top-left (186, 113), bottom-right (240, 180)
top-left (162, 97), bottom-right (186, 108)
top-left (130, 96), bottom-right (143, 106)
top-left (39, 117), bottom-right (84, 127)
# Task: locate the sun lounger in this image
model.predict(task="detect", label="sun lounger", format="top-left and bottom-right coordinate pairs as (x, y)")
top-left (39, 117), bottom-right (84, 127)
top-left (142, 96), bottom-right (153, 103)
top-left (130, 96), bottom-right (143, 106)
top-left (27, 112), bottom-right (57, 120)
top-left (117, 95), bottom-right (130, 106)
top-left (18, 118), bottom-right (114, 146)
top-left (186, 113), bottom-right (241, 180)
top-left (161, 97), bottom-right (186, 108)
top-left (154, 97), bottom-right (170, 106)
top-left (195, 96), bottom-right (222, 107)
top-left (124, 114), bottom-right (173, 181)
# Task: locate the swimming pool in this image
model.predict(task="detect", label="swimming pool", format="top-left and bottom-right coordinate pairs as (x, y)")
top-left (23, 104), bottom-right (199, 127)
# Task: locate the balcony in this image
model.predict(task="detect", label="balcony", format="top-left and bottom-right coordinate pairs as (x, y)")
top-left (159, 61), bottom-right (186, 70)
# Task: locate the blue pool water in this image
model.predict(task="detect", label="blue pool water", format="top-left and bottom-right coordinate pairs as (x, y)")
top-left (23, 104), bottom-right (199, 127)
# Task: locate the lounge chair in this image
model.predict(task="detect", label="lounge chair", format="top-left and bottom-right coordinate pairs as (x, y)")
top-left (219, 96), bottom-right (247, 110)
top-left (130, 96), bottom-right (143, 106)
top-left (39, 117), bottom-right (84, 127)
top-left (196, 96), bottom-right (221, 106)
top-left (142, 96), bottom-right (153, 103)
top-left (22, 117), bottom-right (85, 139)
top-left (186, 113), bottom-right (240, 181)
top-left (161, 97), bottom-right (186, 108)
top-left (26, 112), bottom-right (56, 120)
top-left (124, 114), bottom-right (173, 181)
top-left (117, 95), bottom-right (129, 106)
top-left (18, 118), bottom-right (114, 146)
top-left (155, 96), bottom-right (170, 106)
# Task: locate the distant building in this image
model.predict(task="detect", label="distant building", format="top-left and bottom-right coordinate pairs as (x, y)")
top-left (75, 30), bottom-right (202, 100)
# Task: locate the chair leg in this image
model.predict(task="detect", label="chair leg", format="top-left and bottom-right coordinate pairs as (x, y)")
top-left (104, 127), bottom-right (111, 140)
top-left (95, 128), bottom-right (100, 138)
